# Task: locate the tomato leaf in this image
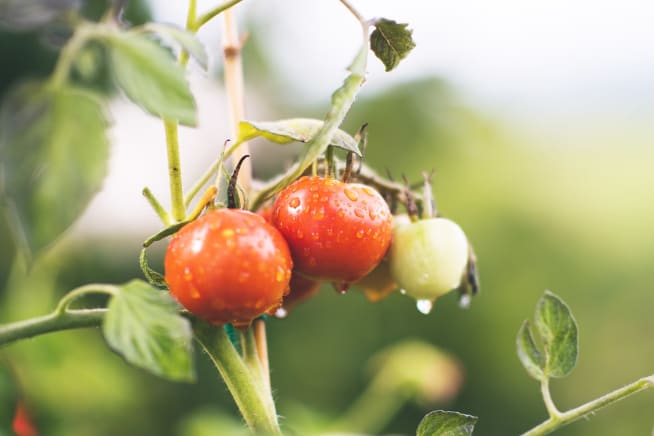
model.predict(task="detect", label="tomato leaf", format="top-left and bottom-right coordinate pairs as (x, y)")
top-left (137, 23), bottom-right (208, 70)
top-left (534, 291), bottom-right (578, 378)
top-left (235, 118), bottom-right (361, 156)
top-left (516, 320), bottom-right (545, 380)
top-left (0, 81), bottom-right (109, 262)
top-left (103, 280), bottom-right (195, 382)
top-left (370, 19), bottom-right (416, 72)
top-left (105, 32), bottom-right (196, 126)
top-left (417, 410), bottom-right (478, 436)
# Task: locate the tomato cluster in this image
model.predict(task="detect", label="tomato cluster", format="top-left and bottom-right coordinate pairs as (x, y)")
top-left (164, 174), bottom-right (474, 326)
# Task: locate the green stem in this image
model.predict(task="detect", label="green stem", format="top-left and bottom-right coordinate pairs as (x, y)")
top-left (142, 187), bottom-right (171, 225)
top-left (164, 119), bottom-right (186, 222)
top-left (540, 377), bottom-right (561, 418)
top-left (522, 376), bottom-right (654, 436)
top-left (194, 0), bottom-right (245, 31)
top-left (331, 381), bottom-right (410, 434)
top-left (193, 322), bottom-right (281, 434)
top-left (0, 284), bottom-right (118, 347)
top-left (0, 310), bottom-right (105, 347)
top-left (50, 22), bottom-right (95, 87)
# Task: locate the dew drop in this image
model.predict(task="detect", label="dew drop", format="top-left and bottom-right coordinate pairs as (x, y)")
top-left (296, 229), bottom-right (304, 239)
top-left (221, 228), bottom-right (235, 238)
top-left (337, 210), bottom-right (345, 217)
top-left (344, 187), bottom-right (359, 201)
top-left (311, 232), bottom-right (320, 240)
top-left (311, 207), bottom-right (325, 220)
top-left (309, 184), bottom-right (319, 192)
top-left (190, 288), bottom-right (200, 299)
top-left (355, 229), bottom-right (364, 238)
top-left (416, 299), bottom-right (433, 314)
top-left (354, 209), bottom-right (365, 218)
top-left (275, 307), bottom-right (288, 318)
top-left (399, 289), bottom-right (407, 295)
top-left (333, 282), bottom-right (350, 294)
top-left (368, 209), bottom-right (377, 220)
top-left (289, 197), bottom-right (300, 208)
top-left (459, 294), bottom-right (472, 309)
top-left (362, 186), bottom-right (375, 196)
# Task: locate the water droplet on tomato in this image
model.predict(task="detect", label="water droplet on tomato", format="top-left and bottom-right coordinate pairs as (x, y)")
top-left (275, 307), bottom-right (288, 318)
top-left (362, 186), bottom-right (375, 196)
top-left (355, 229), bottom-right (364, 238)
top-left (344, 187), bottom-right (359, 201)
top-left (334, 282), bottom-right (350, 294)
top-left (416, 299), bottom-right (433, 314)
top-left (354, 209), bottom-right (365, 218)
top-left (311, 207), bottom-right (325, 220)
top-left (289, 197), bottom-right (300, 208)
top-left (296, 229), bottom-right (304, 239)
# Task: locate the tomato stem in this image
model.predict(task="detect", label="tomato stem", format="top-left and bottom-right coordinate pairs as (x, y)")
top-left (522, 376), bottom-right (654, 435)
top-left (193, 322), bottom-right (281, 434)
top-left (0, 283), bottom-right (118, 347)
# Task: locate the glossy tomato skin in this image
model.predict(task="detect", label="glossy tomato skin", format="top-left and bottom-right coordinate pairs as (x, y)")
top-left (164, 209), bottom-right (293, 328)
top-left (390, 217), bottom-right (468, 301)
top-left (271, 176), bottom-right (392, 283)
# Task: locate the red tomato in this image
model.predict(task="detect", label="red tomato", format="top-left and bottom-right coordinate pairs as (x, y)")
top-left (164, 209), bottom-right (293, 328)
top-left (271, 176), bottom-right (392, 286)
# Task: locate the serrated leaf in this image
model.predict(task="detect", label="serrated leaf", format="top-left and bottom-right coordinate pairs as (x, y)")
top-left (0, 81), bottom-right (109, 261)
top-left (236, 118), bottom-right (361, 155)
top-left (138, 23), bottom-right (208, 70)
top-left (370, 18), bottom-right (416, 72)
top-left (535, 291), bottom-right (578, 378)
top-left (103, 280), bottom-right (195, 382)
top-left (105, 32), bottom-right (196, 125)
top-left (417, 410), bottom-right (478, 436)
top-left (517, 320), bottom-right (545, 380)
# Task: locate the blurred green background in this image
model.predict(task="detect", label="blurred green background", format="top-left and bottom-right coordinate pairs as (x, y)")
top-left (1, 1), bottom-right (653, 435)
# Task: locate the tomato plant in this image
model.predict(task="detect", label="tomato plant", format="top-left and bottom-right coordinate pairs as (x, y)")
top-left (271, 176), bottom-right (393, 287)
top-left (0, 1), bottom-right (651, 435)
top-left (164, 209), bottom-right (292, 328)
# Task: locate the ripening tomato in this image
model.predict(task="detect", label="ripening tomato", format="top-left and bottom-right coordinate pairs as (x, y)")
top-left (271, 176), bottom-right (392, 286)
top-left (164, 209), bottom-right (293, 328)
top-left (390, 217), bottom-right (468, 301)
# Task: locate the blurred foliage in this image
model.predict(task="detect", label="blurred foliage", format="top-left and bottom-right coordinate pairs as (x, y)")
top-left (0, 0), bottom-right (150, 99)
top-left (1, 11), bottom-right (654, 436)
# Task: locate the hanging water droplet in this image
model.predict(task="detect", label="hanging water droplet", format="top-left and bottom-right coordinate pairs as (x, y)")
top-left (416, 299), bottom-right (433, 314)
top-left (275, 307), bottom-right (288, 319)
top-left (399, 288), bottom-right (407, 295)
top-left (459, 294), bottom-right (472, 309)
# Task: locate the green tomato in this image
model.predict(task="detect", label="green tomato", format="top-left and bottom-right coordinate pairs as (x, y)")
top-left (390, 217), bottom-right (468, 301)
